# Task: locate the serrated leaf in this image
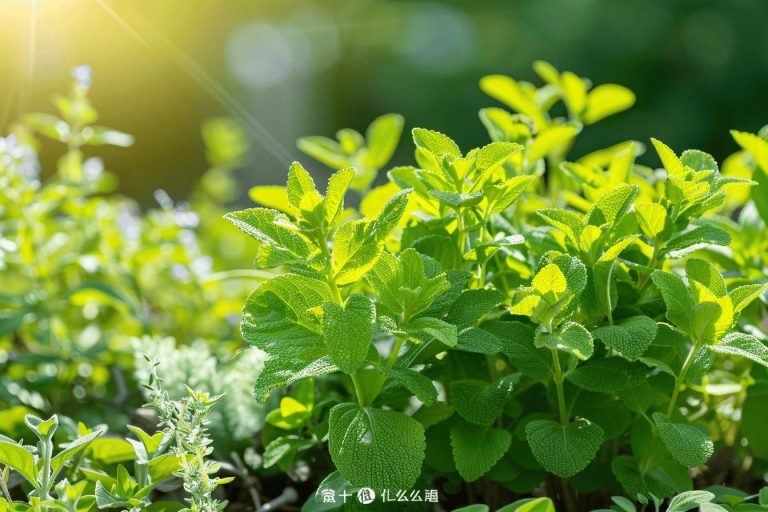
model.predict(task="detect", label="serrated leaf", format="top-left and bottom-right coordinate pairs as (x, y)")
top-left (651, 138), bottom-right (685, 178)
top-left (653, 413), bottom-right (713, 468)
top-left (663, 224), bottom-right (731, 258)
top-left (404, 317), bottom-right (458, 346)
top-left (429, 190), bottom-right (484, 208)
top-left (447, 288), bottom-right (505, 328)
top-left (583, 84), bottom-right (635, 124)
top-left (537, 209), bottom-right (583, 247)
top-left (225, 208), bottom-right (318, 267)
top-left (332, 220), bottom-right (381, 286)
top-left (635, 203), bottom-right (666, 238)
top-left (381, 367), bottom-right (437, 405)
top-left (729, 283), bottom-right (768, 313)
top-left (686, 259), bottom-right (726, 297)
top-left (587, 185), bottom-right (638, 227)
top-left (322, 294), bottom-right (374, 374)
top-left (483, 321), bottom-right (552, 379)
top-left (287, 161), bottom-right (322, 209)
top-left (592, 316), bottom-right (657, 360)
top-left (529, 124), bottom-right (580, 162)
top-left (412, 128), bottom-right (461, 158)
top-left (525, 418), bottom-right (603, 478)
top-left (242, 274), bottom-right (336, 401)
top-left (667, 491), bottom-right (715, 512)
top-left (455, 327), bottom-right (502, 354)
top-left (451, 423), bottom-right (512, 481)
top-left (536, 322), bottom-right (594, 360)
top-left (532, 263), bottom-right (567, 299)
top-left (651, 270), bottom-right (694, 333)
top-left (711, 332), bottom-right (768, 368)
top-left (328, 403), bottom-right (425, 489)
top-left (450, 376), bottom-right (518, 426)
top-left (566, 357), bottom-right (649, 393)
top-left (263, 435), bottom-right (310, 468)
top-left (323, 168), bottom-right (355, 229)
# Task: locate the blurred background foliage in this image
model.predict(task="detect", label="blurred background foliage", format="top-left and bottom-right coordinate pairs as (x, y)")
top-left (2, 0), bottom-right (768, 203)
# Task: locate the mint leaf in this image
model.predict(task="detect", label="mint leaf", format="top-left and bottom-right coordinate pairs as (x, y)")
top-left (592, 316), bottom-right (657, 361)
top-left (323, 168), bottom-right (355, 230)
top-left (667, 491), bottom-right (715, 512)
top-left (332, 220), bottom-right (381, 286)
top-left (566, 357), bottom-right (649, 393)
top-left (483, 321), bottom-right (552, 379)
top-left (381, 367), bottom-right (437, 405)
top-left (662, 224), bottom-right (731, 259)
top-left (525, 418), bottom-right (604, 478)
top-left (455, 327), bottom-right (502, 354)
top-left (242, 274), bottom-right (337, 401)
top-left (535, 321), bottom-right (594, 360)
top-left (450, 376), bottom-right (518, 426)
top-left (322, 294), bottom-right (375, 374)
top-left (362, 113), bottom-right (404, 170)
top-left (287, 161), bottom-right (322, 209)
top-left (685, 258), bottom-right (726, 297)
top-left (225, 208), bottom-right (318, 267)
top-left (329, 403), bottom-right (425, 489)
top-left (404, 317), bottom-right (458, 347)
top-left (586, 184), bottom-right (637, 227)
top-left (412, 128), bottom-right (462, 158)
top-left (651, 270), bottom-right (695, 333)
top-left (447, 289), bottom-right (505, 328)
top-left (711, 332), bottom-right (768, 368)
top-left (652, 413), bottom-right (713, 468)
top-left (451, 423), bottom-right (512, 481)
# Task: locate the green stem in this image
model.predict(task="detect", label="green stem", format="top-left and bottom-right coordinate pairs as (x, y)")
top-left (386, 336), bottom-right (405, 368)
top-left (666, 342), bottom-right (700, 418)
top-left (351, 373), bottom-right (366, 408)
top-left (550, 349), bottom-right (568, 426)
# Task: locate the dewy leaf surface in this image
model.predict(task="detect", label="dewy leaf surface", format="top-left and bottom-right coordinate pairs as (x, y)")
top-left (451, 423), bottom-right (512, 481)
top-left (525, 418), bottom-right (604, 478)
top-left (328, 403), bottom-right (425, 490)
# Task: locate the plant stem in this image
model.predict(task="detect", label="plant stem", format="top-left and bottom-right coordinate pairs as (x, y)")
top-left (550, 348), bottom-right (568, 426)
top-left (386, 336), bottom-right (405, 368)
top-left (666, 342), bottom-right (700, 418)
top-left (351, 373), bottom-right (366, 408)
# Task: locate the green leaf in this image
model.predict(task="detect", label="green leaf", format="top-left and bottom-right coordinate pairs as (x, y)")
top-left (366, 249), bottom-right (450, 318)
top-left (535, 322), bottom-right (594, 360)
top-left (447, 289), bottom-right (505, 328)
top-left (429, 190), bottom-right (484, 208)
top-left (450, 376), bottom-right (518, 426)
top-left (651, 270), bottom-right (694, 333)
top-left (287, 161), bottom-right (322, 209)
top-left (0, 440), bottom-right (38, 488)
top-left (592, 316), bottom-right (657, 361)
top-left (322, 294), bottom-right (375, 374)
top-left (587, 184), bottom-right (638, 227)
top-left (455, 327), bottom-right (502, 354)
top-left (528, 124), bottom-right (580, 162)
top-left (651, 138), bottom-right (685, 178)
top-left (323, 168), bottom-right (355, 230)
top-left (242, 274), bottom-right (337, 401)
top-left (686, 259), bottom-right (726, 297)
top-left (451, 423), bottom-right (512, 481)
top-left (711, 332), bottom-right (768, 368)
top-left (381, 367), bottom-right (437, 405)
top-left (759, 487), bottom-right (768, 507)
top-left (328, 403), bottom-right (425, 489)
top-left (566, 357), bottom-right (649, 393)
top-left (224, 208), bottom-right (318, 266)
top-left (635, 203), bottom-right (667, 238)
top-left (50, 428), bottom-right (105, 480)
top-left (652, 413), bottom-right (713, 468)
top-left (263, 435), bottom-right (310, 468)
top-left (537, 209), bottom-right (584, 247)
top-left (332, 220), bottom-right (382, 286)
top-left (412, 128), bottom-right (461, 158)
top-left (362, 113), bottom-right (404, 170)
top-left (611, 456), bottom-right (674, 502)
top-left (412, 402), bottom-right (454, 428)
top-left (497, 497), bottom-right (556, 512)
top-left (479, 75), bottom-right (545, 129)
top-left (729, 283), bottom-right (768, 313)
top-left (662, 224), bottom-right (731, 258)
top-left (483, 321), bottom-right (552, 379)
top-left (404, 317), bottom-right (458, 347)
top-left (525, 418), bottom-right (604, 478)
top-left (297, 136), bottom-right (351, 170)
top-left (583, 84), bottom-right (635, 125)
top-left (667, 491), bottom-right (715, 512)
top-left (370, 188), bottom-right (411, 240)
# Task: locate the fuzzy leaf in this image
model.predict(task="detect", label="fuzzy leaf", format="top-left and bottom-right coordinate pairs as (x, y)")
top-left (483, 321), bottom-right (552, 379)
top-left (381, 367), bottom-right (437, 405)
top-left (583, 84), bottom-right (635, 125)
top-left (328, 403), bottom-right (425, 489)
top-left (447, 288), bottom-right (505, 328)
top-left (451, 423), bottom-right (512, 481)
top-left (455, 327), bottom-right (503, 354)
top-left (592, 316), bottom-right (657, 360)
top-left (404, 317), bottom-right (458, 347)
top-left (363, 113), bottom-right (404, 169)
top-left (450, 376), bottom-right (518, 426)
top-left (651, 270), bottom-right (694, 333)
top-left (653, 413), bottom-right (713, 468)
top-left (587, 185), bottom-right (638, 227)
top-left (667, 491), bottom-right (715, 512)
top-left (536, 322), bottom-right (594, 360)
top-left (225, 208), bottom-right (317, 267)
top-left (663, 224), bottom-right (731, 258)
top-left (711, 332), bottom-right (768, 368)
top-left (635, 203), bottom-right (666, 238)
top-left (412, 128), bottom-right (461, 157)
top-left (525, 418), bottom-right (604, 478)
top-left (566, 357), bottom-right (649, 393)
top-left (686, 259), bottom-right (726, 297)
top-left (322, 294), bottom-right (375, 374)
top-left (0, 440), bottom-right (37, 488)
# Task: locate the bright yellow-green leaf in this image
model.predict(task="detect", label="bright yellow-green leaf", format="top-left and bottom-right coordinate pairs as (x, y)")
top-left (635, 202), bottom-right (666, 238)
top-left (532, 263), bottom-right (567, 298)
top-left (583, 84), bottom-right (636, 125)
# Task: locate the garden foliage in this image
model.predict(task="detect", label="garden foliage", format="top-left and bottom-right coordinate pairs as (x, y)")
top-left (1, 62), bottom-right (768, 510)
